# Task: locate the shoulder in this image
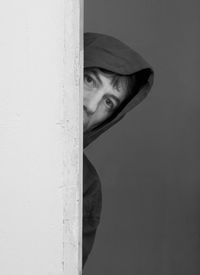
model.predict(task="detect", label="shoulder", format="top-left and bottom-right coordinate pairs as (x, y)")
top-left (83, 153), bottom-right (102, 218)
top-left (83, 153), bottom-right (102, 266)
top-left (83, 153), bottom-right (101, 196)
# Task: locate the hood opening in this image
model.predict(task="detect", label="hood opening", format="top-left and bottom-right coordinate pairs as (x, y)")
top-left (84, 32), bottom-right (154, 148)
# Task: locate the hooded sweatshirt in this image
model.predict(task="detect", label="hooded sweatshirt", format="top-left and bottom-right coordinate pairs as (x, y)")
top-left (83, 32), bottom-right (154, 267)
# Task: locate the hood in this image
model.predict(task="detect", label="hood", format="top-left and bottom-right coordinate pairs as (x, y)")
top-left (84, 32), bottom-right (154, 148)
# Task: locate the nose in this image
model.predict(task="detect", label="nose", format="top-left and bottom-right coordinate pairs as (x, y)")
top-left (84, 92), bottom-right (100, 115)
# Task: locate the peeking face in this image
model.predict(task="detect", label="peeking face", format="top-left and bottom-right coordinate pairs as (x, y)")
top-left (83, 68), bottom-right (135, 133)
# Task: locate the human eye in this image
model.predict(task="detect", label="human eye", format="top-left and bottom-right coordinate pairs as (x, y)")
top-left (104, 97), bottom-right (115, 110)
top-left (84, 73), bottom-right (96, 87)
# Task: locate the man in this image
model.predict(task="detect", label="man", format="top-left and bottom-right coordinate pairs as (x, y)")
top-left (83, 32), bottom-right (154, 267)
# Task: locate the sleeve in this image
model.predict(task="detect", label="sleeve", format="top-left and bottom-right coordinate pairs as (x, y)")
top-left (83, 153), bottom-right (102, 267)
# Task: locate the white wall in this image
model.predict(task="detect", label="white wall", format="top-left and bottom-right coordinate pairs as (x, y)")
top-left (0, 0), bottom-right (82, 274)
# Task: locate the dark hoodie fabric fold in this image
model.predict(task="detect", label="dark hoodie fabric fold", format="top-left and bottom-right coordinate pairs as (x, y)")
top-left (83, 32), bottom-right (154, 267)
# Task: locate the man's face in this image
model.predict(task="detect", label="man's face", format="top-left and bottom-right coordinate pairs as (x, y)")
top-left (83, 69), bottom-right (129, 133)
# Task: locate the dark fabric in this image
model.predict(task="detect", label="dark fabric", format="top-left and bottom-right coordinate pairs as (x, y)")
top-left (83, 32), bottom-right (154, 267)
top-left (83, 154), bottom-right (102, 267)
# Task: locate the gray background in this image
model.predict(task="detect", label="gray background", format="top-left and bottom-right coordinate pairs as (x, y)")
top-left (84, 0), bottom-right (200, 274)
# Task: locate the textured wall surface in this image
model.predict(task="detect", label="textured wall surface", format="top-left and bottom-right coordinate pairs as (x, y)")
top-left (0, 0), bottom-right (82, 273)
top-left (84, 0), bottom-right (200, 274)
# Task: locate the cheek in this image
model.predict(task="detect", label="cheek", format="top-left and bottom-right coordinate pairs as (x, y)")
top-left (87, 107), bottom-right (112, 131)
top-left (94, 105), bottom-right (110, 123)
